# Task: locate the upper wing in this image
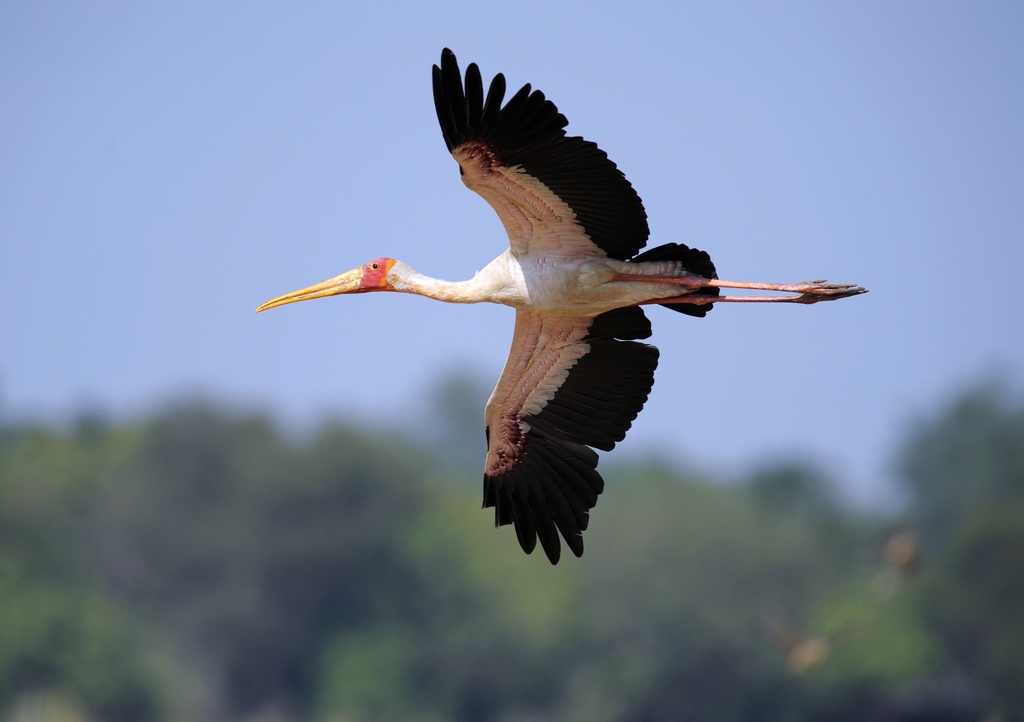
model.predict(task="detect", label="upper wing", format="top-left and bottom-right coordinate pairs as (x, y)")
top-left (432, 48), bottom-right (649, 261)
top-left (483, 306), bottom-right (659, 563)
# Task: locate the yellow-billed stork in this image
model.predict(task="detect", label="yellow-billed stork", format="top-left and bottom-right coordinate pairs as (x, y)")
top-left (257, 49), bottom-right (866, 564)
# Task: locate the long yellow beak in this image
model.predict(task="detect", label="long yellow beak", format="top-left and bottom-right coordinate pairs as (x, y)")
top-left (256, 267), bottom-right (363, 313)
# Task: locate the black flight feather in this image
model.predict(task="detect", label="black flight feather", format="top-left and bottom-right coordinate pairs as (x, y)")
top-left (433, 48), bottom-right (650, 261)
top-left (482, 307), bottom-right (658, 563)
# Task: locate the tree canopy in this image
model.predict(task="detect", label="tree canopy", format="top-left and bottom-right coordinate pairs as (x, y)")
top-left (1, 380), bottom-right (1020, 721)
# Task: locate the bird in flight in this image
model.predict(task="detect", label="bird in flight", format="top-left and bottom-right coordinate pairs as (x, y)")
top-left (258, 49), bottom-right (866, 564)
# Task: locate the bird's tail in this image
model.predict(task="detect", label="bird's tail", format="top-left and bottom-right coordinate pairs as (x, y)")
top-left (629, 243), bottom-right (720, 317)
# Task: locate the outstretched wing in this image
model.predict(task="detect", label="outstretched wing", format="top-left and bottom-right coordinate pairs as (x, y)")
top-left (483, 306), bottom-right (659, 563)
top-left (433, 48), bottom-right (649, 261)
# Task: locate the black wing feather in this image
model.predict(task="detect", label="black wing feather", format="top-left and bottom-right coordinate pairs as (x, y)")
top-left (482, 72), bottom-right (506, 121)
top-left (433, 48), bottom-right (650, 260)
top-left (483, 307), bottom-right (658, 563)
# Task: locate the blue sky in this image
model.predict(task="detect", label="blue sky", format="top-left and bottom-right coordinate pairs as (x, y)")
top-left (2, 2), bottom-right (1021, 503)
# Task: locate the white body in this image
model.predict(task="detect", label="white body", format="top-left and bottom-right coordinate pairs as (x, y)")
top-left (389, 251), bottom-right (693, 317)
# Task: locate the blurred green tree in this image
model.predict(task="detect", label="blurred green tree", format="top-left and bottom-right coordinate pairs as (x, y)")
top-left (557, 466), bottom-right (839, 722)
top-left (421, 370), bottom-right (492, 475)
top-left (916, 503), bottom-right (1024, 720)
top-left (897, 381), bottom-right (1024, 720)
top-left (0, 423), bottom-right (159, 721)
top-left (94, 405), bottom-right (430, 719)
top-left (898, 380), bottom-right (1024, 545)
top-left (748, 461), bottom-right (860, 566)
top-left (1, 377), bottom-right (1021, 722)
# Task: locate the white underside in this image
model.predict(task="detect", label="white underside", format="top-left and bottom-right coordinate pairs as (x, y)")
top-left (390, 250), bottom-right (693, 317)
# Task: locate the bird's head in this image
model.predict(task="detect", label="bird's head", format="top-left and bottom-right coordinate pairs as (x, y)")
top-left (256, 257), bottom-right (401, 312)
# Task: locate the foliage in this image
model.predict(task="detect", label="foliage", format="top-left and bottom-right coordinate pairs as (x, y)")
top-left (915, 502), bottom-right (1024, 720)
top-left (95, 406), bottom-right (430, 719)
top-left (0, 424), bottom-right (158, 722)
top-left (897, 379), bottom-right (1024, 544)
top-left (896, 380), bottom-right (1024, 720)
top-left (0, 379), bottom-right (1020, 721)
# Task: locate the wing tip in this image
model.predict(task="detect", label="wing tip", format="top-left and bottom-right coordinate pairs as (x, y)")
top-left (484, 430), bottom-right (606, 565)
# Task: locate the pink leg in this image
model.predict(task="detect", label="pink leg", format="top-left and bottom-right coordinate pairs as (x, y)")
top-left (614, 272), bottom-right (867, 305)
top-left (641, 292), bottom-right (851, 306)
top-left (703, 278), bottom-right (865, 297)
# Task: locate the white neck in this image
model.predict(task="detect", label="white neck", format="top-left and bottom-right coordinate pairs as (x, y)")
top-left (389, 255), bottom-right (526, 306)
top-left (389, 261), bottom-right (486, 304)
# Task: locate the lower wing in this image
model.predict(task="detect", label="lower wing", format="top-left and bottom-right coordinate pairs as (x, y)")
top-left (483, 306), bottom-right (659, 563)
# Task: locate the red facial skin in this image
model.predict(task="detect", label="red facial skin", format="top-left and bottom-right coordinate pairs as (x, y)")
top-left (358, 257), bottom-right (395, 292)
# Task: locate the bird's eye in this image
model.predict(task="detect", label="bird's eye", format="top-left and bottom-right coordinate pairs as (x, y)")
top-left (371, 262), bottom-right (379, 270)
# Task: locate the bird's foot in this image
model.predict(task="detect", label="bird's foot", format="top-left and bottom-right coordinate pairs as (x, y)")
top-left (789, 281), bottom-right (868, 304)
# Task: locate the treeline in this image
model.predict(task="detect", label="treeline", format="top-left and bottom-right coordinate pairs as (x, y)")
top-left (0, 380), bottom-right (1021, 722)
